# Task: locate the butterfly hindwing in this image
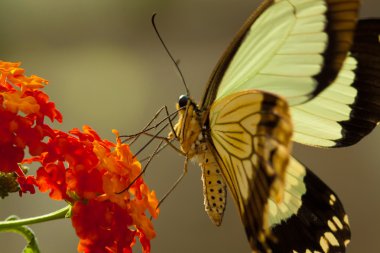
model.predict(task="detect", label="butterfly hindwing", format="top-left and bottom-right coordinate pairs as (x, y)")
top-left (201, 0), bottom-right (360, 109)
top-left (208, 90), bottom-right (292, 251)
top-left (291, 19), bottom-right (380, 147)
top-left (268, 157), bottom-right (350, 252)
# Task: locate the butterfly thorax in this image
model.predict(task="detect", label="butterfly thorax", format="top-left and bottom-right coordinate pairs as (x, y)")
top-left (169, 95), bottom-right (227, 225)
top-left (169, 96), bottom-right (203, 158)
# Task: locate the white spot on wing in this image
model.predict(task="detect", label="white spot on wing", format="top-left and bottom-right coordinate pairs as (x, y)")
top-left (329, 194), bottom-right (336, 206)
top-left (332, 216), bottom-right (344, 230)
top-left (343, 214), bottom-right (350, 226)
top-left (327, 220), bottom-right (337, 232)
top-left (324, 232), bottom-right (339, 246)
top-left (319, 236), bottom-right (329, 252)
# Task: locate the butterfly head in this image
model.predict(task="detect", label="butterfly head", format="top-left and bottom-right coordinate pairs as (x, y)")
top-left (178, 94), bottom-right (189, 109)
top-left (177, 94), bottom-right (199, 111)
top-left (168, 94), bottom-right (202, 156)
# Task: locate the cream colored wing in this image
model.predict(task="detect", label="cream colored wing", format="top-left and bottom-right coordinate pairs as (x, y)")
top-left (291, 19), bottom-right (380, 147)
top-left (208, 90), bottom-right (293, 252)
top-left (212, 0), bottom-right (359, 106)
top-left (268, 156), bottom-right (351, 252)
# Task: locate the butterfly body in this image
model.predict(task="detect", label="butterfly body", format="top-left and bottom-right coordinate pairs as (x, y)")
top-left (170, 96), bottom-right (228, 225)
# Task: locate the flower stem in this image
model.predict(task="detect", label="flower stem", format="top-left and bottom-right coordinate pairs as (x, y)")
top-left (0, 205), bottom-right (71, 229)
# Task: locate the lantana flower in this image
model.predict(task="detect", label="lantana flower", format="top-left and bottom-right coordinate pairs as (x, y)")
top-left (28, 126), bottom-right (159, 253)
top-left (0, 61), bottom-right (159, 253)
top-left (0, 61), bottom-right (62, 193)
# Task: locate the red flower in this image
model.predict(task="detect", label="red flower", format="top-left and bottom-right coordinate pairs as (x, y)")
top-left (72, 200), bottom-right (136, 253)
top-left (36, 161), bottom-right (68, 200)
top-left (16, 175), bottom-right (38, 195)
top-left (0, 60), bottom-right (159, 252)
top-left (0, 61), bottom-right (62, 193)
top-left (31, 126), bottom-right (159, 252)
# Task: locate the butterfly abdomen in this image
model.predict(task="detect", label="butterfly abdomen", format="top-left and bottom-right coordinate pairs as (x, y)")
top-left (172, 97), bottom-right (228, 226)
top-left (195, 142), bottom-right (227, 226)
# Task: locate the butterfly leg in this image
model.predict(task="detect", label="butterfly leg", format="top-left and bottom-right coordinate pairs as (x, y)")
top-left (122, 105), bottom-right (185, 157)
top-left (121, 105), bottom-right (178, 144)
top-left (155, 157), bottom-right (189, 209)
top-left (134, 126), bottom-right (185, 158)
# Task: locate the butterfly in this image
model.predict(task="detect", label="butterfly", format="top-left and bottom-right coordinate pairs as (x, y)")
top-left (167, 0), bottom-right (380, 252)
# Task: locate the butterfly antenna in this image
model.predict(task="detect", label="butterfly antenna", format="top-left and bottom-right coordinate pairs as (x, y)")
top-left (151, 13), bottom-right (190, 96)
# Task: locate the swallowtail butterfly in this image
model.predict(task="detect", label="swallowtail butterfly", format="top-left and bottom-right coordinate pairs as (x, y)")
top-left (167, 0), bottom-right (380, 252)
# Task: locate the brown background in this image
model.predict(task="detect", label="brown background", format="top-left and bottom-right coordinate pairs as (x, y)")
top-left (1, 0), bottom-right (380, 252)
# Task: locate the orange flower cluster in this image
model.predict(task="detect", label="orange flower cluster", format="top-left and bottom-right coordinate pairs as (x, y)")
top-left (30, 126), bottom-right (159, 253)
top-left (1, 61), bottom-right (159, 252)
top-left (0, 61), bottom-right (62, 193)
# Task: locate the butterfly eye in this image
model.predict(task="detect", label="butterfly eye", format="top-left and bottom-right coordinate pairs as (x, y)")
top-left (178, 95), bottom-right (189, 108)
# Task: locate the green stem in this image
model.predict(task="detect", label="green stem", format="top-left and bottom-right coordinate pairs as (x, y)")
top-left (0, 205), bottom-right (71, 229)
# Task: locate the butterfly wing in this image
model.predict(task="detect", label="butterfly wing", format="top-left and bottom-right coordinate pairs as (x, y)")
top-left (291, 19), bottom-right (380, 147)
top-left (207, 92), bottom-right (351, 252)
top-left (201, 0), bottom-right (360, 109)
top-left (208, 90), bottom-right (293, 252)
top-left (194, 0), bottom-right (370, 251)
top-left (268, 157), bottom-right (350, 252)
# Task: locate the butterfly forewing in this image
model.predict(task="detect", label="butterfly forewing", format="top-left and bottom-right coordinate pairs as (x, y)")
top-left (291, 19), bottom-right (380, 147)
top-left (201, 0), bottom-right (360, 109)
top-left (208, 90), bottom-right (292, 251)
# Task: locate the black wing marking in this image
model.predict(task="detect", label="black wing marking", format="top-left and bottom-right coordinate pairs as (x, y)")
top-left (291, 19), bottom-right (380, 147)
top-left (268, 157), bottom-right (350, 253)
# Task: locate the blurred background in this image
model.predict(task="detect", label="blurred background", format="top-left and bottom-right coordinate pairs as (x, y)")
top-left (1, 0), bottom-right (379, 252)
